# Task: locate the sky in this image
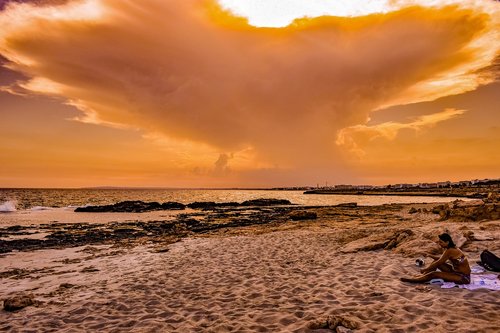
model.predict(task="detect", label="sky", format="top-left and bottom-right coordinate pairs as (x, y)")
top-left (0, 0), bottom-right (499, 188)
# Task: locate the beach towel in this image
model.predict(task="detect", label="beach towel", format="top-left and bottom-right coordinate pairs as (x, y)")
top-left (440, 274), bottom-right (500, 291)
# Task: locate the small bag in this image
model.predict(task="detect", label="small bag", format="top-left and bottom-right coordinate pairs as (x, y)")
top-left (479, 250), bottom-right (500, 272)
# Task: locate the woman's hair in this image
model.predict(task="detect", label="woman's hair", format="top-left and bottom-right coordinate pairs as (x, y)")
top-left (438, 233), bottom-right (456, 248)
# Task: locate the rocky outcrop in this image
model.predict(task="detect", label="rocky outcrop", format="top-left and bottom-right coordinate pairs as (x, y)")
top-left (484, 192), bottom-right (499, 203)
top-left (431, 200), bottom-right (499, 222)
top-left (240, 199), bottom-right (292, 206)
top-left (1, 205), bottom-right (295, 253)
top-left (186, 202), bottom-right (239, 209)
top-left (385, 230), bottom-right (414, 249)
top-left (335, 202), bottom-right (357, 208)
top-left (289, 211), bottom-right (317, 221)
top-left (75, 198), bottom-right (292, 213)
top-left (341, 230), bottom-right (414, 253)
top-left (75, 201), bottom-right (185, 213)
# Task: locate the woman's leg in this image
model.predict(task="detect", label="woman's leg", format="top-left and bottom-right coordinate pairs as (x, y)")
top-left (425, 260), bottom-right (453, 273)
top-left (436, 263), bottom-right (454, 272)
top-left (400, 271), bottom-right (466, 283)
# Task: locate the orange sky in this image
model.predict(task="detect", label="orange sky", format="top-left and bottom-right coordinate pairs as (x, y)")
top-left (0, 0), bottom-right (499, 188)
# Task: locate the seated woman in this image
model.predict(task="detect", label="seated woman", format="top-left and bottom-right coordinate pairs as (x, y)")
top-left (401, 233), bottom-right (471, 284)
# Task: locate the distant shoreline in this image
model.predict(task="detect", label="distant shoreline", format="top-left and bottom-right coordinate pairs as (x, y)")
top-left (303, 189), bottom-right (490, 199)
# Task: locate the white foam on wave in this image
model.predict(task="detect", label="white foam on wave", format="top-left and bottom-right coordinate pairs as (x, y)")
top-left (0, 200), bottom-right (17, 212)
top-left (30, 206), bottom-right (53, 211)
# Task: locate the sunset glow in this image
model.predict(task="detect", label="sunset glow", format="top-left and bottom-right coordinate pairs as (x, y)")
top-left (0, 0), bottom-right (499, 187)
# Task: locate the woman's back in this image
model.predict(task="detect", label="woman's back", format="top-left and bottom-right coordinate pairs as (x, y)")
top-left (447, 248), bottom-right (471, 274)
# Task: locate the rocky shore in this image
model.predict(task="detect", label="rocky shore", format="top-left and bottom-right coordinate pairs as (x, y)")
top-left (1, 196), bottom-right (498, 255)
top-left (74, 198), bottom-right (293, 213)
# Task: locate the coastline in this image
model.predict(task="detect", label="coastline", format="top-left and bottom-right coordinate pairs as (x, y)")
top-left (303, 189), bottom-right (495, 199)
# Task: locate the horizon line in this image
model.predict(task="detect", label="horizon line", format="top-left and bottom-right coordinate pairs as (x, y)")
top-left (0, 177), bottom-right (498, 191)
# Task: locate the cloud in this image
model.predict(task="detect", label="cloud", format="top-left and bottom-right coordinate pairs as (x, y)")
top-left (0, 0), bottom-right (498, 171)
top-left (213, 153), bottom-right (232, 176)
top-left (336, 108), bottom-right (466, 156)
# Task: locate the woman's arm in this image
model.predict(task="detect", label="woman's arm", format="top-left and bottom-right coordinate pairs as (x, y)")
top-left (421, 250), bottom-right (450, 274)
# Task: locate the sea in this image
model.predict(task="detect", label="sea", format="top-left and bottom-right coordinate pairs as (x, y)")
top-left (0, 188), bottom-right (466, 227)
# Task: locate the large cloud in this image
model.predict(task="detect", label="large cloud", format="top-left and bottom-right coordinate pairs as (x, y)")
top-left (336, 108), bottom-right (467, 156)
top-left (0, 0), bottom-right (498, 171)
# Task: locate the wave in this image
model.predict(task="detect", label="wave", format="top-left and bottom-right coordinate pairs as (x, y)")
top-left (66, 205), bottom-right (85, 209)
top-left (30, 206), bottom-right (53, 211)
top-left (0, 200), bottom-right (17, 212)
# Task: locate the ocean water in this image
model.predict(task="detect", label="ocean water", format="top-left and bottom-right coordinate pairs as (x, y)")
top-left (0, 188), bottom-right (468, 211)
top-left (0, 188), bottom-right (467, 211)
top-left (0, 188), bottom-right (467, 227)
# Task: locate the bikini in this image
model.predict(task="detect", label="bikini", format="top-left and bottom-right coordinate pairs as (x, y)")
top-left (450, 255), bottom-right (471, 284)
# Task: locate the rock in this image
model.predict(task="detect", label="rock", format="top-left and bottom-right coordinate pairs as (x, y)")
top-left (431, 204), bottom-right (448, 214)
top-left (463, 231), bottom-right (494, 241)
top-left (415, 285), bottom-right (432, 292)
top-left (186, 202), bottom-right (241, 209)
top-left (449, 204), bottom-right (498, 221)
top-left (368, 292), bottom-right (384, 297)
top-left (342, 230), bottom-right (414, 253)
top-left (432, 199), bottom-right (499, 222)
top-left (485, 192), bottom-right (499, 203)
top-left (3, 293), bottom-right (36, 311)
top-left (408, 207), bottom-right (418, 214)
top-left (187, 202), bottom-right (217, 209)
top-left (240, 199), bottom-right (292, 206)
top-left (289, 211), bottom-right (317, 221)
top-left (452, 199), bottom-right (484, 208)
top-left (336, 202), bottom-right (358, 208)
top-left (468, 192), bottom-right (487, 199)
top-left (463, 230), bottom-right (475, 242)
top-left (214, 202), bottom-right (240, 207)
top-left (308, 315), bottom-right (359, 331)
top-left (336, 316), bottom-right (359, 329)
top-left (75, 200), bottom-right (185, 213)
top-left (385, 230), bottom-right (414, 249)
top-left (113, 227), bottom-right (142, 233)
top-left (308, 319), bottom-right (328, 329)
top-left (431, 204), bottom-right (453, 220)
top-left (341, 234), bottom-right (389, 253)
top-left (59, 283), bottom-right (76, 289)
top-left (6, 225), bottom-right (24, 231)
top-left (80, 266), bottom-right (99, 273)
top-left (336, 326), bottom-right (353, 333)
top-left (160, 202), bottom-right (186, 210)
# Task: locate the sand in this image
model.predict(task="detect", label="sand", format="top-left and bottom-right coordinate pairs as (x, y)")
top-left (1, 204), bottom-right (500, 332)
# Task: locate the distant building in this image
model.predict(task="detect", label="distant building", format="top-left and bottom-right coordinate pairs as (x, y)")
top-left (334, 185), bottom-right (354, 190)
top-left (354, 185), bottom-right (374, 190)
top-left (393, 183), bottom-right (414, 189)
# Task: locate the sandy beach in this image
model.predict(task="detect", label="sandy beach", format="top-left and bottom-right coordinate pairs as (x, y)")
top-left (1, 202), bottom-right (500, 332)
top-left (0, 198), bottom-right (500, 332)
